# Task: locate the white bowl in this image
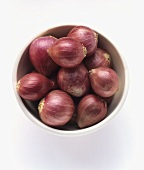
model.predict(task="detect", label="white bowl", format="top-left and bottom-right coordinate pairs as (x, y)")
top-left (12, 25), bottom-right (129, 137)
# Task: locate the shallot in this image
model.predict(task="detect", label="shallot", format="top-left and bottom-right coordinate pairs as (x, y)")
top-left (29, 36), bottom-right (59, 77)
top-left (47, 37), bottom-right (87, 68)
top-left (76, 94), bottom-right (107, 128)
top-left (84, 48), bottom-right (111, 70)
top-left (16, 73), bottom-right (54, 101)
top-left (67, 25), bottom-right (98, 56)
top-left (89, 67), bottom-right (119, 97)
top-left (38, 90), bottom-right (75, 127)
top-left (57, 63), bottom-right (90, 97)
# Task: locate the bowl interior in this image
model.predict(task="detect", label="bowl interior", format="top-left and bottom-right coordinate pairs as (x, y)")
top-left (14, 25), bottom-right (127, 134)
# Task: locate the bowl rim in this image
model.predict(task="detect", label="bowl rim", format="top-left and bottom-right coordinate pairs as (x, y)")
top-left (12, 25), bottom-right (129, 137)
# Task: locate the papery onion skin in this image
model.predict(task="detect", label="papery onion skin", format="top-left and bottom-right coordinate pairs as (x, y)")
top-left (29, 36), bottom-right (59, 77)
top-left (47, 37), bottom-right (87, 68)
top-left (89, 67), bottom-right (119, 97)
top-left (84, 48), bottom-right (111, 70)
top-left (57, 63), bottom-right (90, 97)
top-left (38, 90), bottom-right (75, 127)
top-left (16, 73), bottom-right (54, 101)
top-left (67, 25), bottom-right (98, 56)
top-left (76, 94), bottom-right (107, 128)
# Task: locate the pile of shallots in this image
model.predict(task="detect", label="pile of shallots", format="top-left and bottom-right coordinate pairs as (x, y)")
top-left (16, 25), bottom-right (119, 129)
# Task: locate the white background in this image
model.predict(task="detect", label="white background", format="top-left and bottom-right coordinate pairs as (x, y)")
top-left (1, 0), bottom-right (144, 169)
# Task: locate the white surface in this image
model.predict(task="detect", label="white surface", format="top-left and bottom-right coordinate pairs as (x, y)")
top-left (1, 0), bottom-right (143, 169)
